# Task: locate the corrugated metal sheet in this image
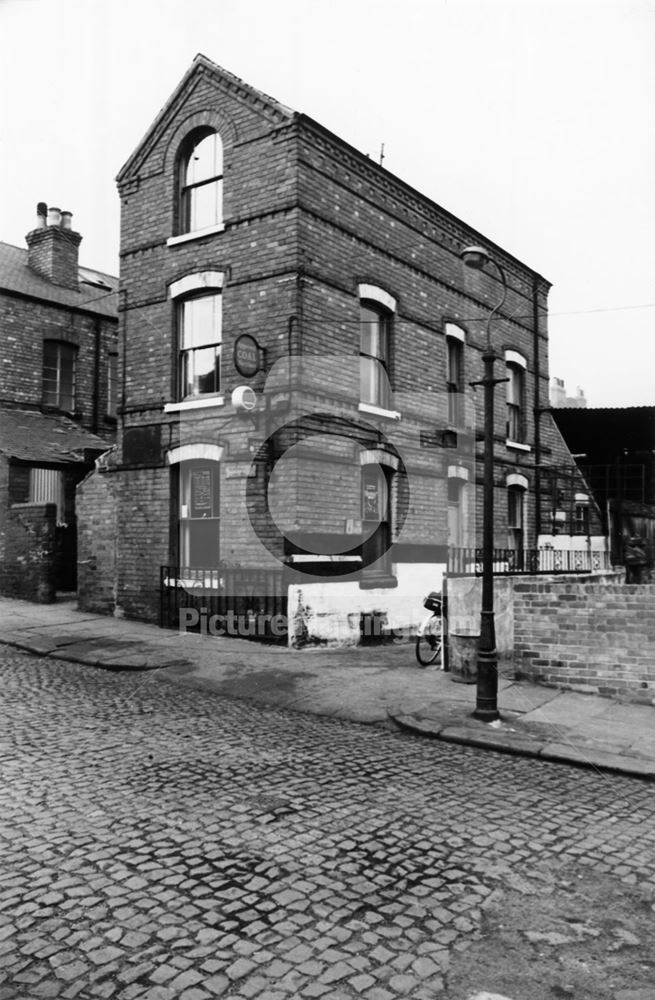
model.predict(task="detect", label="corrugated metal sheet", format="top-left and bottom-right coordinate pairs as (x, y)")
top-left (29, 467), bottom-right (66, 525)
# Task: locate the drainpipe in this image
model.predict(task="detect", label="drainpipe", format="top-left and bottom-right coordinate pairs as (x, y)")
top-left (295, 262), bottom-right (305, 383)
top-left (119, 289), bottom-right (127, 419)
top-left (287, 315), bottom-right (300, 387)
top-left (532, 276), bottom-right (542, 539)
top-left (615, 454), bottom-right (623, 564)
top-left (92, 316), bottom-right (101, 435)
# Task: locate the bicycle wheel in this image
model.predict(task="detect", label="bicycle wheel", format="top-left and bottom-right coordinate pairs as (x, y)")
top-left (415, 616), bottom-right (442, 666)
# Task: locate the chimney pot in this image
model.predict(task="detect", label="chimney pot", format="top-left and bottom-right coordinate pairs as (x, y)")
top-left (26, 203), bottom-right (82, 289)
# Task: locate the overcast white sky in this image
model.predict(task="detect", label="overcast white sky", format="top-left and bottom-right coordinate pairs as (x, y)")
top-left (1, 0), bottom-right (653, 407)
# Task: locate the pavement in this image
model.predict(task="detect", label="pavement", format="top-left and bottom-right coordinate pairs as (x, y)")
top-left (1, 595), bottom-right (654, 781)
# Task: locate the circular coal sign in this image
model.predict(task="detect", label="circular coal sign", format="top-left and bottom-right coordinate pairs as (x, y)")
top-left (234, 334), bottom-right (260, 378)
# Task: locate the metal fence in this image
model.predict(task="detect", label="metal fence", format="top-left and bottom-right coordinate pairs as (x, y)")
top-left (447, 547), bottom-right (612, 576)
top-left (160, 565), bottom-right (288, 644)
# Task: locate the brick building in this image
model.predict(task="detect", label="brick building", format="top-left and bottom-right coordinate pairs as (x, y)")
top-left (0, 205), bottom-right (118, 600)
top-left (77, 55), bottom-right (602, 643)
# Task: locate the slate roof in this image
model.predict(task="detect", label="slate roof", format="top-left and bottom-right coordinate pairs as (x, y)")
top-left (0, 408), bottom-right (111, 464)
top-left (553, 405), bottom-right (655, 413)
top-left (0, 241), bottom-right (118, 319)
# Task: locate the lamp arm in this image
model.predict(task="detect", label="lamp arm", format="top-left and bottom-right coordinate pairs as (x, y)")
top-left (485, 260), bottom-right (508, 347)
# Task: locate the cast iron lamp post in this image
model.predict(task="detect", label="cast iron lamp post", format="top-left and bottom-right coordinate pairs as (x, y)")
top-left (460, 245), bottom-right (508, 721)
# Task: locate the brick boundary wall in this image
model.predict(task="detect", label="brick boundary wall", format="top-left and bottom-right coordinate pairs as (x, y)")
top-left (0, 502), bottom-right (57, 602)
top-left (77, 467), bottom-right (118, 615)
top-left (513, 581), bottom-right (655, 703)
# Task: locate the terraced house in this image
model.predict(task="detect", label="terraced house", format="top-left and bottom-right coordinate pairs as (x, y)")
top-left (0, 206), bottom-right (117, 600)
top-left (77, 55), bottom-right (604, 644)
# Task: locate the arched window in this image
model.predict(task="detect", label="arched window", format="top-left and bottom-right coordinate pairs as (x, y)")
top-left (361, 463), bottom-right (392, 577)
top-left (360, 301), bottom-right (392, 408)
top-left (445, 323), bottom-right (465, 426)
top-left (447, 466), bottom-right (471, 548)
top-left (42, 340), bottom-right (76, 412)
top-left (505, 350), bottom-right (527, 443)
top-left (507, 473), bottom-right (529, 562)
top-left (170, 273), bottom-right (225, 402)
top-left (574, 493), bottom-right (590, 535)
top-left (358, 285), bottom-right (396, 411)
top-left (178, 128), bottom-right (223, 234)
top-left (178, 293), bottom-right (222, 399)
top-left (359, 449), bottom-right (400, 585)
top-left (178, 459), bottom-right (221, 568)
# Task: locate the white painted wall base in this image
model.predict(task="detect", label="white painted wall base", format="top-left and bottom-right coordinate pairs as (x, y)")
top-left (288, 563), bottom-right (446, 647)
top-left (537, 533), bottom-right (608, 552)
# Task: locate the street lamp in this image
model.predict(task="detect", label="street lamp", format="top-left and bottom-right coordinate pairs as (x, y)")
top-left (460, 245), bottom-right (507, 721)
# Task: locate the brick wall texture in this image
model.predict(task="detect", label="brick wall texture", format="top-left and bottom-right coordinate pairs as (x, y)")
top-left (0, 501), bottom-right (57, 601)
top-left (25, 227), bottom-right (82, 291)
top-left (77, 463), bottom-right (118, 614)
top-left (514, 580), bottom-right (655, 702)
top-left (0, 294), bottom-right (118, 434)
top-left (78, 56), bottom-right (597, 621)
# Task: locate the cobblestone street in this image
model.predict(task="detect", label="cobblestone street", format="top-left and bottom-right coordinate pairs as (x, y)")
top-left (1, 649), bottom-right (654, 1000)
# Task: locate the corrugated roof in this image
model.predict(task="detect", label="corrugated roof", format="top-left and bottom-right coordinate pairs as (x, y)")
top-left (0, 241), bottom-right (118, 319)
top-left (0, 408), bottom-right (111, 464)
top-left (552, 405), bottom-right (655, 413)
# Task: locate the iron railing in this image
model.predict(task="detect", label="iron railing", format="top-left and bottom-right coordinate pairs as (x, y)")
top-left (448, 547), bottom-right (612, 576)
top-left (161, 565), bottom-right (288, 644)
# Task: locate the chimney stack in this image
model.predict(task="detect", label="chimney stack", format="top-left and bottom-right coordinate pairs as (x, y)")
top-left (26, 201), bottom-right (82, 290)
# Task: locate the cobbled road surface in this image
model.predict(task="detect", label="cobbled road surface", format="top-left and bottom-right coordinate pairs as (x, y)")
top-left (1, 649), bottom-right (654, 1000)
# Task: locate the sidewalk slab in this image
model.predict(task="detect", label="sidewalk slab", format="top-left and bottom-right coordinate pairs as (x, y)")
top-left (1, 631), bottom-right (93, 656)
top-left (492, 683), bottom-right (562, 713)
top-left (516, 691), bottom-right (616, 723)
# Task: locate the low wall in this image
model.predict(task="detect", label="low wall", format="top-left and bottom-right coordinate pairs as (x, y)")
top-left (446, 570), bottom-right (628, 686)
top-left (0, 502), bottom-right (57, 602)
top-left (446, 576), bottom-right (515, 662)
top-left (513, 580), bottom-right (655, 703)
top-left (447, 572), bottom-right (623, 658)
top-left (77, 465), bottom-right (118, 615)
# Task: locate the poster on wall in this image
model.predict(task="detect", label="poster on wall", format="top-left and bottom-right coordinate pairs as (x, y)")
top-left (190, 469), bottom-right (213, 518)
top-left (363, 470), bottom-right (380, 521)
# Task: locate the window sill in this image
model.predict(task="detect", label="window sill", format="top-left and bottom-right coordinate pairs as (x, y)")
top-left (358, 402), bottom-right (401, 421)
top-left (167, 224), bottom-right (225, 247)
top-left (287, 554), bottom-right (362, 564)
top-left (506, 440), bottom-right (531, 452)
top-left (164, 395), bottom-right (225, 414)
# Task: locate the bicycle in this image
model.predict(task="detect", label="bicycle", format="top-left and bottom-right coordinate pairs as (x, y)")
top-left (415, 591), bottom-right (443, 667)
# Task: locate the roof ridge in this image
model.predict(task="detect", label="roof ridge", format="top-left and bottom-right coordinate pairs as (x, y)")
top-left (192, 53), bottom-right (295, 116)
top-left (116, 54), bottom-right (294, 184)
